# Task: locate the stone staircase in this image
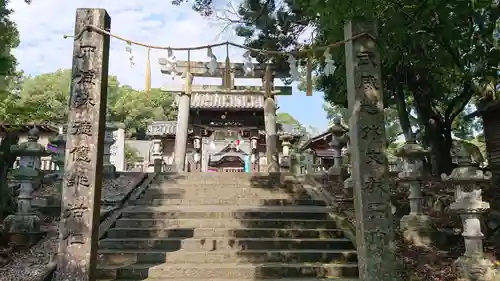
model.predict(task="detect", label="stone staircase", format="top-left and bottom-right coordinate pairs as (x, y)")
top-left (96, 173), bottom-right (359, 281)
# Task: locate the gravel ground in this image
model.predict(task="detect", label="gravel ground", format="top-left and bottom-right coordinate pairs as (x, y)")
top-left (0, 173), bottom-right (144, 281)
top-left (0, 219), bottom-right (58, 281)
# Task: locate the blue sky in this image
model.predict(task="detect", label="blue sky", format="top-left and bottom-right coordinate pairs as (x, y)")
top-left (9, 0), bottom-right (329, 131)
top-left (277, 90), bottom-right (328, 129)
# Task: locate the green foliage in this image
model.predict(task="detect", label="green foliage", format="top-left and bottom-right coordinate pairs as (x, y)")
top-left (1, 69), bottom-right (178, 138)
top-left (125, 144), bottom-right (141, 165)
top-left (276, 112), bottom-right (300, 125)
top-left (0, 0), bottom-right (32, 220)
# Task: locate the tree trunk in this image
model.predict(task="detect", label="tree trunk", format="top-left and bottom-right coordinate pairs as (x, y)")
top-left (427, 117), bottom-right (453, 176)
top-left (394, 84), bottom-right (412, 140)
top-left (0, 132), bottom-right (19, 222)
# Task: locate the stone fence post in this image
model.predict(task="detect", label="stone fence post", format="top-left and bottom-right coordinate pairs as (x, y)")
top-left (441, 150), bottom-right (494, 280)
top-left (3, 126), bottom-right (48, 246)
top-left (49, 126), bottom-right (67, 190)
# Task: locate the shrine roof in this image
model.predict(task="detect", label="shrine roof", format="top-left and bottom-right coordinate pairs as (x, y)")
top-left (182, 93), bottom-right (265, 109)
top-left (299, 123), bottom-right (348, 151)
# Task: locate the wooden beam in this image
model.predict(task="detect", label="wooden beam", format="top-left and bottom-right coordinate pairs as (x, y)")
top-left (158, 59), bottom-right (289, 79)
top-left (160, 85), bottom-right (292, 95)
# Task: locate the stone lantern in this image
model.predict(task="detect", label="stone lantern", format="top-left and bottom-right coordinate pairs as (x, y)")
top-left (395, 139), bottom-right (430, 246)
top-left (441, 147), bottom-right (494, 280)
top-left (3, 126), bottom-right (49, 246)
top-left (103, 112), bottom-right (120, 178)
top-left (279, 134), bottom-right (293, 171)
top-left (343, 143), bottom-right (354, 197)
top-left (328, 117), bottom-right (348, 174)
top-left (192, 134), bottom-right (202, 171)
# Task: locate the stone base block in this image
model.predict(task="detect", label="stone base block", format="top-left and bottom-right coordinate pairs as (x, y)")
top-left (3, 213), bottom-right (41, 234)
top-left (455, 255), bottom-right (498, 281)
top-left (400, 214), bottom-right (431, 247)
top-left (103, 164), bottom-right (116, 178)
top-left (7, 231), bottom-right (45, 248)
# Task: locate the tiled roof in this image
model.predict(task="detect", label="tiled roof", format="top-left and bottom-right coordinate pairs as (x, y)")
top-left (147, 121), bottom-right (303, 137)
top-left (210, 151), bottom-right (247, 163)
top-left (176, 93), bottom-right (265, 109)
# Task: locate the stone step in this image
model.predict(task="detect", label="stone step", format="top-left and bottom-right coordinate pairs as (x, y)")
top-left (106, 227), bottom-right (346, 239)
top-left (129, 198), bottom-right (326, 207)
top-left (98, 237), bottom-right (354, 251)
top-left (98, 278), bottom-right (359, 281)
top-left (140, 187), bottom-right (306, 199)
top-left (96, 262), bottom-right (359, 279)
top-left (98, 249), bottom-right (358, 265)
top-left (115, 218), bottom-right (339, 229)
top-left (121, 206), bottom-right (332, 220)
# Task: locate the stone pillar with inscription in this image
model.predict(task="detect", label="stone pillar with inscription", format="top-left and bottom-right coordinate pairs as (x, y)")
top-left (442, 149), bottom-right (494, 280)
top-left (173, 93), bottom-right (191, 172)
top-left (344, 18), bottom-right (403, 280)
top-left (55, 8), bottom-right (110, 281)
top-left (395, 140), bottom-right (431, 247)
top-left (3, 126), bottom-right (48, 246)
top-left (110, 127), bottom-right (126, 172)
top-left (151, 138), bottom-right (163, 173)
top-left (263, 65), bottom-right (279, 173)
top-left (49, 126), bottom-right (67, 191)
top-left (250, 136), bottom-right (259, 172)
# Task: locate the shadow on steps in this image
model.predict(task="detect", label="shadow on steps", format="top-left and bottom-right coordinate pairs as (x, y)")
top-left (227, 172), bottom-right (360, 280)
top-left (96, 173), bottom-right (196, 281)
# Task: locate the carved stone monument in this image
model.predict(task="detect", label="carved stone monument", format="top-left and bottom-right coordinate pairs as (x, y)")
top-left (55, 8), bottom-right (110, 281)
top-left (344, 18), bottom-right (402, 280)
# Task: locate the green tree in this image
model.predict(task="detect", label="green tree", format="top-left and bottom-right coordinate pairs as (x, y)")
top-left (0, 0), bottom-right (32, 220)
top-left (111, 87), bottom-right (177, 138)
top-left (125, 144), bottom-right (141, 165)
top-left (9, 69), bottom-right (177, 138)
top-left (276, 112), bottom-right (300, 125)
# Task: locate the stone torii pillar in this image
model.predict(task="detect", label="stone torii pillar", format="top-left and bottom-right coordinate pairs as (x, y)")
top-left (173, 72), bottom-right (193, 172)
top-left (263, 63), bottom-right (279, 173)
top-left (345, 17), bottom-right (403, 280)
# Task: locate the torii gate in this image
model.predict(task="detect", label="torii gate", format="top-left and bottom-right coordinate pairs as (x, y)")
top-left (158, 55), bottom-right (291, 173)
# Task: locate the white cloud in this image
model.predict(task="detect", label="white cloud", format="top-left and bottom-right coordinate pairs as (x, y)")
top-left (9, 0), bottom-right (248, 89)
